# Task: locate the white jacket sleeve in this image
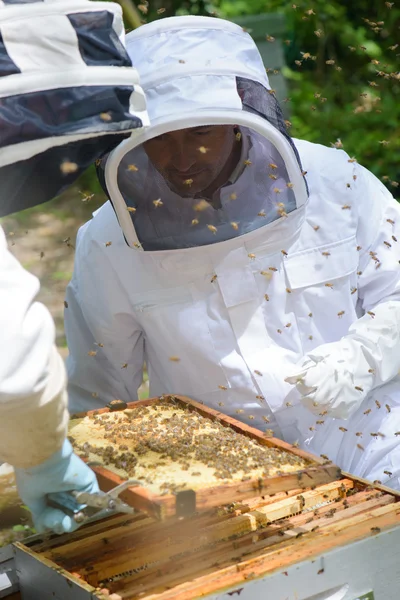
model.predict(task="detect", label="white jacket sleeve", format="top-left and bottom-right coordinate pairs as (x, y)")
top-left (0, 227), bottom-right (68, 468)
top-left (287, 166), bottom-right (400, 419)
top-left (65, 225), bottom-right (145, 414)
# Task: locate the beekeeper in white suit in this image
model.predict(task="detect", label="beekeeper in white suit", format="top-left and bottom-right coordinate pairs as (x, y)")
top-left (0, 0), bottom-right (148, 533)
top-left (65, 16), bottom-right (400, 489)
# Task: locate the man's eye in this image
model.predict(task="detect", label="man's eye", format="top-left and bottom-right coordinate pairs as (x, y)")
top-left (194, 129), bottom-right (212, 136)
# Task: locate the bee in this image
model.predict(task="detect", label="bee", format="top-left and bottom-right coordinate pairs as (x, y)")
top-left (235, 409), bottom-right (245, 414)
top-left (60, 160), bottom-right (78, 174)
top-left (268, 163), bottom-right (278, 170)
top-left (277, 328), bottom-right (282, 334)
top-left (322, 251), bottom-right (331, 257)
top-left (254, 370), bottom-right (263, 376)
top-left (64, 300), bottom-right (68, 308)
top-left (191, 219), bottom-right (199, 226)
top-left (273, 187), bottom-right (282, 194)
top-left (316, 420), bottom-right (325, 425)
top-left (292, 441), bottom-right (299, 448)
top-left (325, 283), bottom-right (334, 288)
top-left (342, 205), bottom-right (351, 210)
top-left (387, 219), bottom-right (395, 225)
top-left (258, 210), bottom-right (266, 217)
top-left (184, 178), bottom-right (193, 186)
top-left (285, 323), bottom-right (292, 328)
top-left (194, 199), bottom-right (209, 212)
top-left (133, 242), bottom-right (142, 249)
top-left (231, 222), bottom-right (239, 231)
top-left (287, 182), bottom-right (294, 189)
top-left (207, 225), bottom-right (218, 235)
top-left (286, 287), bottom-right (292, 294)
top-left (364, 408), bottom-right (372, 415)
top-left (351, 287), bottom-right (357, 295)
top-left (269, 266), bottom-right (278, 272)
top-left (384, 470), bottom-right (393, 476)
top-left (153, 198), bottom-right (163, 208)
top-left (198, 146), bottom-right (208, 154)
top-left (91, 392), bottom-right (98, 398)
top-left (211, 274), bottom-right (218, 283)
top-left (375, 400), bottom-right (381, 409)
top-left (337, 311), bottom-right (345, 318)
top-left (248, 253), bottom-right (256, 260)
top-left (248, 415), bottom-right (255, 420)
top-left (348, 157), bottom-right (357, 163)
top-left (260, 271), bottom-right (273, 280)
top-left (368, 368), bottom-right (375, 374)
top-left (286, 401), bottom-right (292, 407)
top-left (264, 294), bottom-right (270, 301)
top-left (395, 432), bottom-right (400, 437)
top-left (354, 386), bottom-right (363, 392)
top-left (87, 350), bottom-right (97, 357)
top-left (281, 250), bottom-right (288, 256)
top-left (262, 416), bottom-right (270, 423)
top-left (256, 395), bottom-right (265, 401)
top-left (309, 426), bottom-right (316, 432)
top-left (265, 429), bottom-right (274, 437)
top-left (320, 454), bottom-right (330, 460)
top-left (121, 363), bottom-right (128, 369)
top-left (218, 385), bottom-right (228, 391)
top-left (370, 432), bottom-right (379, 438)
top-left (355, 432), bottom-right (363, 437)
top-left (392, 236), bottom-right (398, 242)
top-left (339, 426), bottom-right (348, 432)
top-left (105, 241), bottom-right (112, 247)
top-left (127, 164), bottom-right (139, 172)
top-left (385, 404), bottom-right (391, 413)
top-left (244, 159), bottom-right (252, 167)
top-left (313, 225), bottom-right (320, 231)
top-left (169, 356), bottom-right (181, 362)
top-left (319, 410), bottom-right (328, 416)
top-left (370, 527), bottom-right (381, 534)
top-left (126, 206), bottom-right (136, 213)
top-left (235, 131), bottom-right (242, 142)
top-left (383, 241), bottom-right (392, 248)
top-left (268, 174), bottom-right (278, 180)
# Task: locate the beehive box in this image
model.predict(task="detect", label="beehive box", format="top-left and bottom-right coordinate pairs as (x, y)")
top-left (9, 473), bottom-right (400, 600)
top-left (68, 395), bottom-right (340, 519)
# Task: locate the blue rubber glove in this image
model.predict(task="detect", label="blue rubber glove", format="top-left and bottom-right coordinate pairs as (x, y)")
top-left (14, 439), bottom-right (99, 535)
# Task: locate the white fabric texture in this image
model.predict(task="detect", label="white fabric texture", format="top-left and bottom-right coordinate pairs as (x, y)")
top-left (0, 227), bottom-right (68, 467)
top-left (65, 16), bottom-right (400, 489)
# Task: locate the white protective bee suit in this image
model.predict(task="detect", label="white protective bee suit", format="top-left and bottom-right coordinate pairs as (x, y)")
top-left (65, 16), bottom-right (400, 488)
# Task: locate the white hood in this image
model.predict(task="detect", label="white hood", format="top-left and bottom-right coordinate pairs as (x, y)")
top-left (124, 15), bottom-right (270, 122)
top-left (101, 16), bottom-right (308, 251)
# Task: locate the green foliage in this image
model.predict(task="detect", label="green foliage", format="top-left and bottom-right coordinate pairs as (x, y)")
top-left (215, 0), bottom-right (400, 194)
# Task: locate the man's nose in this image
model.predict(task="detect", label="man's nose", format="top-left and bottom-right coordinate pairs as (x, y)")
top-left (169, 142), bottom-right (198, 172)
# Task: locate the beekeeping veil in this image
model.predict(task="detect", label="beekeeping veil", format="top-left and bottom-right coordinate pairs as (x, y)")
top-left (0, 0), bottom-right (148, 217)
top-left (100, 16), bottom-right (308, 251)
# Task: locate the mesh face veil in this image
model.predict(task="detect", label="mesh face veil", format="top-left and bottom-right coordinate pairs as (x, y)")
top-left (99, 17), bottom-right (308, 252)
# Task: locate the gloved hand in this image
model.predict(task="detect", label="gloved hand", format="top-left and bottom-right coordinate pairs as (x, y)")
top-left (14, 439), bottom-right (99, 535)
top-left (285, 301), bottom-right (400, 419)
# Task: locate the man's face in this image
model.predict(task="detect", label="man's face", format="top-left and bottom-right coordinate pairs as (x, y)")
top-left (143, 125), bottom-right (238, 197)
